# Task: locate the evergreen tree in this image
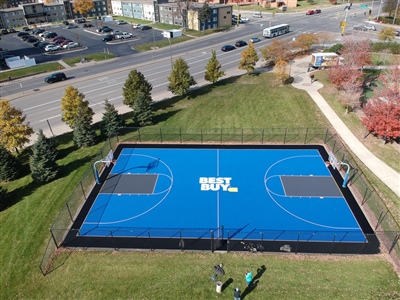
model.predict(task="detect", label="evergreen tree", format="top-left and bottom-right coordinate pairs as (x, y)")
top-left (239, 42), bottom-right (259, 73)
top-left (168, 58), bottom-right (197, 96)
top-left (205, 50), bottom-right (225, 84)
top-left (100, 99), bottom-right (125, 137)
top-left (73, 106), bottom-right (96, 148)
top-left (0, 99), bottom-right (34, 153)
top-left (0, 145), bottom-right (20, 182)
top-left (29, 129), bottom-right (59, 183)
top-left (198, 3), bottom-right (212, 31)
top-left (123, 70), bottom-right (152, 109)
top-left (61, 86), bottom-right (94, 129)
top-left (133, 91), bottom-right (154, 126)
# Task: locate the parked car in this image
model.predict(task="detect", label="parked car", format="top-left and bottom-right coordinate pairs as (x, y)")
top-left (33, 28), bottom-right (45, 35)
top-left (59, 39), bottom-right (73, 46)
top-left (66, 24), bottom-right (78, 29)
top-left (63, 42), bottom-right (79, 49)
top-left (63, 21), bottom-right (70, 25)
top-left (102, 27), bottom-right (113, 33)
top-left (22, 26), bottom-right (31, 31)
top-left (221, 45), bottom-right (236, 52)
top-left (249, 37), bottom-right (261, 43)
top-left (74, 18), bottom-right (86, 23)
top-left (235, 40), bottom-right (247, 47)
top-left (139, 25), bottom-right (152, 30)
top-left (37, 42), bottom-right (52, 49)
top-left (17, 31), bottom-right (30, 37)
top-left (9, 28), bottom-right (16, 33)
top-left (113, 30), bottom-right (124, 35)
top-left (83, 23), bottom-right (94, 28)
top-left (306, 10), bottom-right (315, 15)
top-left (44, 72), bottom-right (67, 83)
top-left (240, 17), bottom-right (249, 22)
top-left (1, 29), bottom-right (9, 34)
top-left (45, 44), bottom-right (61, 52)
top-left (116, 32), bottom-right (134, 39)
top-left (132, 24), bottom-right (142, 28)
top-left (39, 31), bottom-right (50, 37)
top-left (26, 37), bottom-right (39, 43)
top-left (44, 32), bottom-right (57, 38)
top-left (52, 36), bottom-right (65, 42)
top-left (21, 35), bottom-right (32, 41)
top-left (102, 34), bottom-right (114, 41)
top-left (116, 20), bottom-right (127, 25)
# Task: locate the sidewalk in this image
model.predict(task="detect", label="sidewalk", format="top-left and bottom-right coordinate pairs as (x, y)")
top-left (290, 55), bottom-right (399, 197)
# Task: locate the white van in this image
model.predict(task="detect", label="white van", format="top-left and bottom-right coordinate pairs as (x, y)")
top-left (253, 12), bottom-right (262, 18)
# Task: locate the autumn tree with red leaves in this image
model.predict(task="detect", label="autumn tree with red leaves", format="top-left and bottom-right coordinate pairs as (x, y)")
top-left (362, 60), bottom-right (400, 143)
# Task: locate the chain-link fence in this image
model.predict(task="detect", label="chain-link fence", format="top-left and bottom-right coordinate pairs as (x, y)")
top-left (40, 127), bottom-right (399, 275)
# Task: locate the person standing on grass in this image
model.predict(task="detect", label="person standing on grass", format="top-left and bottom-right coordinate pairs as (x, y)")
top-left (234, 287), bottom-right (241, 300)
top-left (245, 270), bottom-right (253, 287)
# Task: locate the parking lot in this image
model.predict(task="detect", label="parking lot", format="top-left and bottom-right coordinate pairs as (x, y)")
top-left (0, 19), bottom-right (164, 68)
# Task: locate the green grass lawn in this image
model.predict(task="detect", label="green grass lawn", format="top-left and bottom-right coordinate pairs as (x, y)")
top-left (1, 73), bottom-right (399, 300)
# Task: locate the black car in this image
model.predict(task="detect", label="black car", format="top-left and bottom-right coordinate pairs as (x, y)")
top-left (44, 72), bottom-right (67, 83)
top-left (1, 29), bottom-right (9, 34)
top-left (102, 34), bottom-right (114, 42)
top-left (33, 28), bottom-right (45, 35)
top-left (221, 45), bottom-right (236, 52)
top-left (17, 31), bottom-right (30, 37)
top-left (139, 25), bottom-right (152, 30)
top-left (21, 35), bottom-right (32, 41)
top-left (8, 28), bottom-right (16, 33)
top-left (22, 26), bottom-right (31, 31)
top-left (83, 23), bottom-right (94, 28)
top-left (26, 37), bottom-right (39, 43)
top-left (44, 32), bottom-right (57, 38)
top-left (235, 40), bottom-right (247, 47)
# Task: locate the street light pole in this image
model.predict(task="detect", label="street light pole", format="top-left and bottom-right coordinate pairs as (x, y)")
top-left (167, 37), bottom-right (173, 70)
top-left (377, 1), bottom-right (384, 21)
top-left (393, 0), bottom-right (400, 24)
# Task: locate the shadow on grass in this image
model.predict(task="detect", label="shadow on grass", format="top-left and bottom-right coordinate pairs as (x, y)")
top-left (57, 155), bottom-right (97, 179)
top-left (0, 180), bottom-right (40, 211)
top-left (153, 109), bottom-right (182, 124)
top-left (221, 277), bottom-right (234, 292)
top-left (241, 265), bottom-right (266, 299)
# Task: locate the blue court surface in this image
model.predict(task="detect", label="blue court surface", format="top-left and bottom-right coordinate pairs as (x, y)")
top-left (79, 146), bottom-right (366, 243)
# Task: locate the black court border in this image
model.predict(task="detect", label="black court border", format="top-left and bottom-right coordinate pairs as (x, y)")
top-left (63, 144), bottom-right (379, 254)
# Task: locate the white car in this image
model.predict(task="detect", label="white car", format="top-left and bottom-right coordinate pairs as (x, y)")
top-left (45, 45), bottom-right (61, 52)
top-left (116, 32), bottom-right (134, 39)
top-left (116, 20), bottom-right (127, 25)
top-left (63, 42), bottom-right (79, 49)
top-left (132, 24), bottom-right (142, 29)
top-left (240, 17), bottom-right (249, 22)
top-left (39, 31), bottom-right (49, 37)
top-left (364, 25), bottom-right (377, 31)
top-left (113, 30), bottom-right (124, 35)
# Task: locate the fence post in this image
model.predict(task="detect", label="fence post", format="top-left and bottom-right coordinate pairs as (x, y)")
top-left (241, 128), bottom-right (244, 144)
top-left (389, 233), bottom-right (399, 253)
top-left (324, 128), bottom-right (329, 144)
top-left (210, 230), bottom-right (214, 252)
top-left (80, 181), bottom-right (86, 200)
top-left (284, 128), bottom-right (287, 144)
top-left (180, 128), bottom-right (182, 143)
top-left (160, 128), bottom-right (163, 143)
top-left (227, 230), bottom-right (230, 253)
top-left (220, 128), bottom-right (223, 144)
top-left (361, 187), bottom-right (371, 205)
top-left (201, 129), bottom-right (203, 143)
top-left (375, 210), bottom-right (388, 230)
top-left (50, 229), bottom-right (59, 249)
top-left (138, 128), bottom-right (141, 142)
top-left (329, 234), bottom-right (336, 254)
top-left (295, 233), bottom-right (300, 254)
top-left (110, 230), bottom-right (116, 251)
top-left (148, 230), bottom-right (152, 250)
top-left (304, 128), bottom-right (309, 144)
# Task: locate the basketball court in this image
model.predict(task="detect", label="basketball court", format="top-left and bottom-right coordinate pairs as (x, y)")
top-left (64, 144), bottom-right (378, 253)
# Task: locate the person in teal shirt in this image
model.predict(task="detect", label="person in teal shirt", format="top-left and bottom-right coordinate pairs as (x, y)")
top-left (245, 270), bottom-right (253, 287)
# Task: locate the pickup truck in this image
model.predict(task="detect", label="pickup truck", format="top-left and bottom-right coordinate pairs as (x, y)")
top-left (115, 32), bottom-right (134, 39)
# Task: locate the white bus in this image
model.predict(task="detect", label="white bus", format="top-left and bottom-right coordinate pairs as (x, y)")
top-left (262, 24), bottom-right (290, 38)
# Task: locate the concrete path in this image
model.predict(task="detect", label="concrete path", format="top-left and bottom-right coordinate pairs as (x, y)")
top-left (290, 56), bottom-right (399, 197)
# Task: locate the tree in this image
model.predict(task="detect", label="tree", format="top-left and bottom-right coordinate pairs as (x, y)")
top-left (361, 62), bottom-right (400, 143)
top-left (383, 0), bottom-right (400, 18)
top-left (290, 33), bottom-right (319, 54)
top-left (0, 145), bottom-right (19, 182)
top-left (175, 0), bottom-right (193, 30)
top-left (100, 99), bottom-right (124, 137)
top-left (273, 59), bottom-right (290, 84)
top-left (378, 27), bottom-right (397, 42)
top-left (29, 129), bottom-right (59, 183)
top-left (315, 32), bottom-right (337, 47)
top-left (0, 185), bottom-right (10, 210)
top-left (0, 99), bottom-right (33, 153)
top-left (238, 42), bottom-right (259, 73)
top-left (73, 0), bottom-right (94, 16)
top-left (341, 38), bottom-right (372, 69)
top-left (260, 40), bottom-right (292, 66)
top-left (168, 58), bottom-right (196, 96)
top-left (73, 106), bottom-right (96, 148)
top-left (204, 50), bottom-right (225, 83)
top-left (61, 86), bottom-right (94, 129)
top-left (362, 99), bottom-right (400, 143)
top-left (198, 3), bottom-right (212, 31)
top-left (339, 70), bottom-right (364, 113)
top-left (123, 70), bottom-right (152, 109)
top-left (133, 91), bottom-right (154, 126)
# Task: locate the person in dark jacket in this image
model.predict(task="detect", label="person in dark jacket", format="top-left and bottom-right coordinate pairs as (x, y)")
top-left (234, 287), bottom-right (241, 300)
